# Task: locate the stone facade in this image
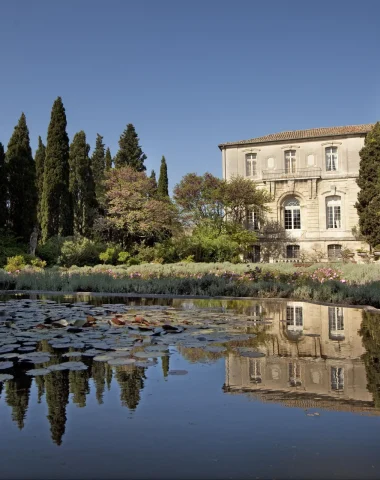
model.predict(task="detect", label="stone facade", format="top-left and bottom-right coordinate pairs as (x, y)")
top-left (219, 124), bottom-right (374, 262)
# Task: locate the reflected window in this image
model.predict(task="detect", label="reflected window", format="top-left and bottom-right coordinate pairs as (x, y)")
top-left (284, 198), bottom-right (301, 230)
top-left (246, 153), bottom-right (257, 177)
top-left (289, 362), bottom-right (302, 387)
top-left (286, 306), bottom-right (303, 330)
top-left (249, 359), bottom-right (262, 384)
top-left (329, 307), bottom-right (344, 340)
top-left (331, 367), bottom-right (344, 391)
top-left (284, 149), bottom-right (297, 173)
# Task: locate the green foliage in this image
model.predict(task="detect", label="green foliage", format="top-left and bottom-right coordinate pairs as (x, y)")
top-left (69, 131), bottom-right (97, 237)
top-left (117, 251), bottom-right (130, 264)
top-left (360, 311), bottom-right (380, 407)
top-left (35, 136), bottom-right (46, 228)
top-left (59, 237), bottom-right (105, 267)
top-left (105, 147), bottom-right (113, 171)
top-left (356, 122), bottom-right (380, 248)
top-left (0, 143), bottom-right (7, 229)
top-left (150, 170), bottom-right (158, 196)
top-left (6, 113), bottom-right (37, 241)
top-left (4, 254), bottom-right (46, 272)
top-left (36, 236), bottom-right (66, 266)
top-left (0, 233), bottom-right (26, 267)
top-left (41, 97), bottom-right (72, 241)
top-left (157, 156), bottom-right (169, 198)
top-left (99, 246), bottom-right (122, 265)
top-left (114, 123), bottom-right (147, 171)
top-left (91, 134), bottom-right (106, 204)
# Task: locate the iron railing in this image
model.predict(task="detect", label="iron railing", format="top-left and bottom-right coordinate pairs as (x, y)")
top-left (262, 168), bottom-right (322, 181)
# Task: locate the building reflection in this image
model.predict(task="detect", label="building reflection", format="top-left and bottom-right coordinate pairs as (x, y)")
top-left (224, 302), bottom-right (379, 414)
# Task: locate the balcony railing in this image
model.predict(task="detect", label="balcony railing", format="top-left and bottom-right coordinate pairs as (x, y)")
top-left (262, 168), bottom-right (322, 181)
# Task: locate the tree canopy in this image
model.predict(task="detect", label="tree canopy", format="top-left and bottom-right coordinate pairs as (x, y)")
top-left (114, 124), bottom-right (147, 171)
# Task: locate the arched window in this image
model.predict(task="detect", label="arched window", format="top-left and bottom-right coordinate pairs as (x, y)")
top-left (246, 153), bottom-right (257, 177)
top-left (284, 149), bottom-right (296, 173)
top-left (328, 244), bottom-right (342, 259)
top-left (326, 196), bottom-right (341, 229)
top-left (284, 198), bottom-right (301, 230)
top-left (326, 146), bottom-right (338, 171)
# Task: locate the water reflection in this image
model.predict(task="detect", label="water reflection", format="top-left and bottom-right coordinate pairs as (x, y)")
top-left (1, 296), bottom-right (380, 449)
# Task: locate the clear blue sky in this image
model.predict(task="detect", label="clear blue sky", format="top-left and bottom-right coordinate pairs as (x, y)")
top-left (0, 0), bottom-right (378, 191)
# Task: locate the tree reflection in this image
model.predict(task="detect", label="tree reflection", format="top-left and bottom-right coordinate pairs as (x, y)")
top-left (69, 368), bottom-right (90, 408)
top-left (360, 311), bottom-right (380, 407)
top-left (45, 370), bottom-right (70, 446)
top-left (114, 365), bottom-right (146, 410)
top-left (5, 367), bottom-right (32, 429)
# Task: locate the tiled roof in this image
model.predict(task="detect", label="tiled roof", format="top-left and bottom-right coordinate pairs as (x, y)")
top-left (218, 123), bottom-right (374, 148)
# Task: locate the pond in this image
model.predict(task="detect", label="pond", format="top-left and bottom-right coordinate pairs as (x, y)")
top-left (0, 294), bottom-right (380, 479)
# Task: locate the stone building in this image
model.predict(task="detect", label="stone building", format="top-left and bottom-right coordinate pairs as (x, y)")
top-left (219, 124), bottom-right (374, 261)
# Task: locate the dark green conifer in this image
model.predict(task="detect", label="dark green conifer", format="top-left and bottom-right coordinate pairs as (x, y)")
top-left (35, 136), bottom-right (46, 228)
top-left (356, 122), bottom-right (380, 248)
top-left (69, 131), bottom-right (97, 237)
top-left (0, 142), bottom-right (7, 229)
top-left (105, 147), bottom-right (113, 171)
top-left (161, 355), bottom-right (169, 378)
top-left (114, 123), bottom-right (147, 171)
top-left (157, 156), bottom-right (169, 198)
top-left (45, 370), bottom-right (69, 445)
top-left (91, 134), bottom-right (105, 203)
top-left (6, 114), bottom-right (37, 241)
top-left (150, 169), bottom-right (158, 196)
top-left (41, 97), bottom-right (72, 241)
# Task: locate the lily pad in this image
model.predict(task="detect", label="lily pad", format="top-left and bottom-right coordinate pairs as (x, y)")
top-left (26, 368), bottom-right (51, 376)
top-left (205, 346), bottom-right (227, 353)
top-left (0, 373), bottom-right (14, 381)
top-left (62, 352), bottom-right (83, 358)
top-left (134, 351), bottom-right (169, 359)
top-left (108, 358), bottom-right (136, 366)
top-left (168, 370), bottom-right (188, 375)
top-left (0, 361), bottom-right (13, 370)
top-left (93, 355), bottom-right (115, 362)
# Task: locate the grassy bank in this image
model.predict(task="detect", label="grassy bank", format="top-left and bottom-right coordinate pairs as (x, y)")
top-left (1, 262), bottom-right (380, 307)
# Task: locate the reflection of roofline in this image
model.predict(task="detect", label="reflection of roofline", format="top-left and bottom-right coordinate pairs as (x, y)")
top-left (223, 386), bottom-right (379, 416)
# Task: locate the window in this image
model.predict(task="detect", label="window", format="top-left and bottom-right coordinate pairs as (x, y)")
top-left (326, 146), bottom-right (338, 171)
top-left (328, 307), bottom-right (344, 340)
top-left (246, 153), bottom-right (257, 177)
top-left (284, 198), bottom-right (301, 230)
top-left (287, 245), bottom-right (300, 259)
top-left (285, 150), bottom-right (297, 173)
top-left (328, 244), bottom-right (342, 259)
top-left (289, 362), bottom-right (302, 387)
top-left (247, 209), bottom-right (259, 230)
top-left (286, 305), bottom-right (303, 329)
top-left (326, 196), bottom-right (341, 229)
top-left (249, 359), bottom-right (262, 384)
top-left (331, 367), bottom-right (344, 391)
top-left (252, 245), bottom-right (261, 263)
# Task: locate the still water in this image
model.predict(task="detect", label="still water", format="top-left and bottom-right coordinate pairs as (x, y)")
top-left (1, 294), bottom-right (380, 480)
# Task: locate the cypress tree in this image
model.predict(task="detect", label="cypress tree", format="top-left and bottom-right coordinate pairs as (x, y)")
top-left (69, 131), bottom-right (97, 237)
top-left (41, 97), bottom-right (72, 242)
top-left (157, 155), bottom-right (169, 198)
top-left (91, 133), bottom-right (105, 202)
top-left (114, 123), bottom-right (147, 171)
top-left (105, 147), bottom-right (113, 171)
top-left (0, 142), bottom-right (7, 229)
top-left (150, 169), bottom-right (158, 196)
top-left (356, 122), bottom-right (380, 248)
top-left (6, 114), bottom-right (37, 241)
top-left (35, 136), bottom-right (46, 228)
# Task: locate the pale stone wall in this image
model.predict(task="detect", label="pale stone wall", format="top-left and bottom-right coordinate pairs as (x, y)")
top-left (221, 133), bottom-right (369, 261)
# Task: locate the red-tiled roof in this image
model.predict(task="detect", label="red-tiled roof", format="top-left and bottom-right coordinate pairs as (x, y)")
top-left (218, 124), bottom-right (374, 148)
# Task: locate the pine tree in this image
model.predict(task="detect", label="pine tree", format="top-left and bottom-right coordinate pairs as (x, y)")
top-left (0, 142), bottom-right (7, 229)
top-left (161, 355), bottom-right (169, 378)
top-left (45, 370), bottom-right (69, 445)
top-left (35, 136), bottom-right (46, 228)
top-left (157, 156), bottom-right (169, 198)
top-left (6, 113), bottom-right (37, 241)
top-left (69, 131), bottom-right (97, 237)
top-left (105, 147), bottom-right (113, 171)
top-left (114, 123), bottom-right (147, 171)
top-left (150, 169), bottom-right (158, 196)
top-left (356, 123), bottom-right (380, 248)
top-left (91, 133), bottom-right (105, 203)
top-left (41, 97), bottom-right (72, 242)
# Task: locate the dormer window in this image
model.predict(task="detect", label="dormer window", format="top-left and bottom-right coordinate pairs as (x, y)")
top-left (326, 146), bottom-right (338, 171)
top-left (245, 153), bottom-right (257, 177)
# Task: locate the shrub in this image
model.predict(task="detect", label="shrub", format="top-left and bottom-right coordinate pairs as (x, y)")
top-left (36, 236), bottom-right (66, 266)
top-left (5, 255), bottom-right (26, 272)
top-left (59, 237), bottom-right (106, 267)
top-left (0, 233), bottom-right (27, 267)
top-left (117, 251), bottom-right (130, 264)
top-left (99, 246), bottom-right (122, 265)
